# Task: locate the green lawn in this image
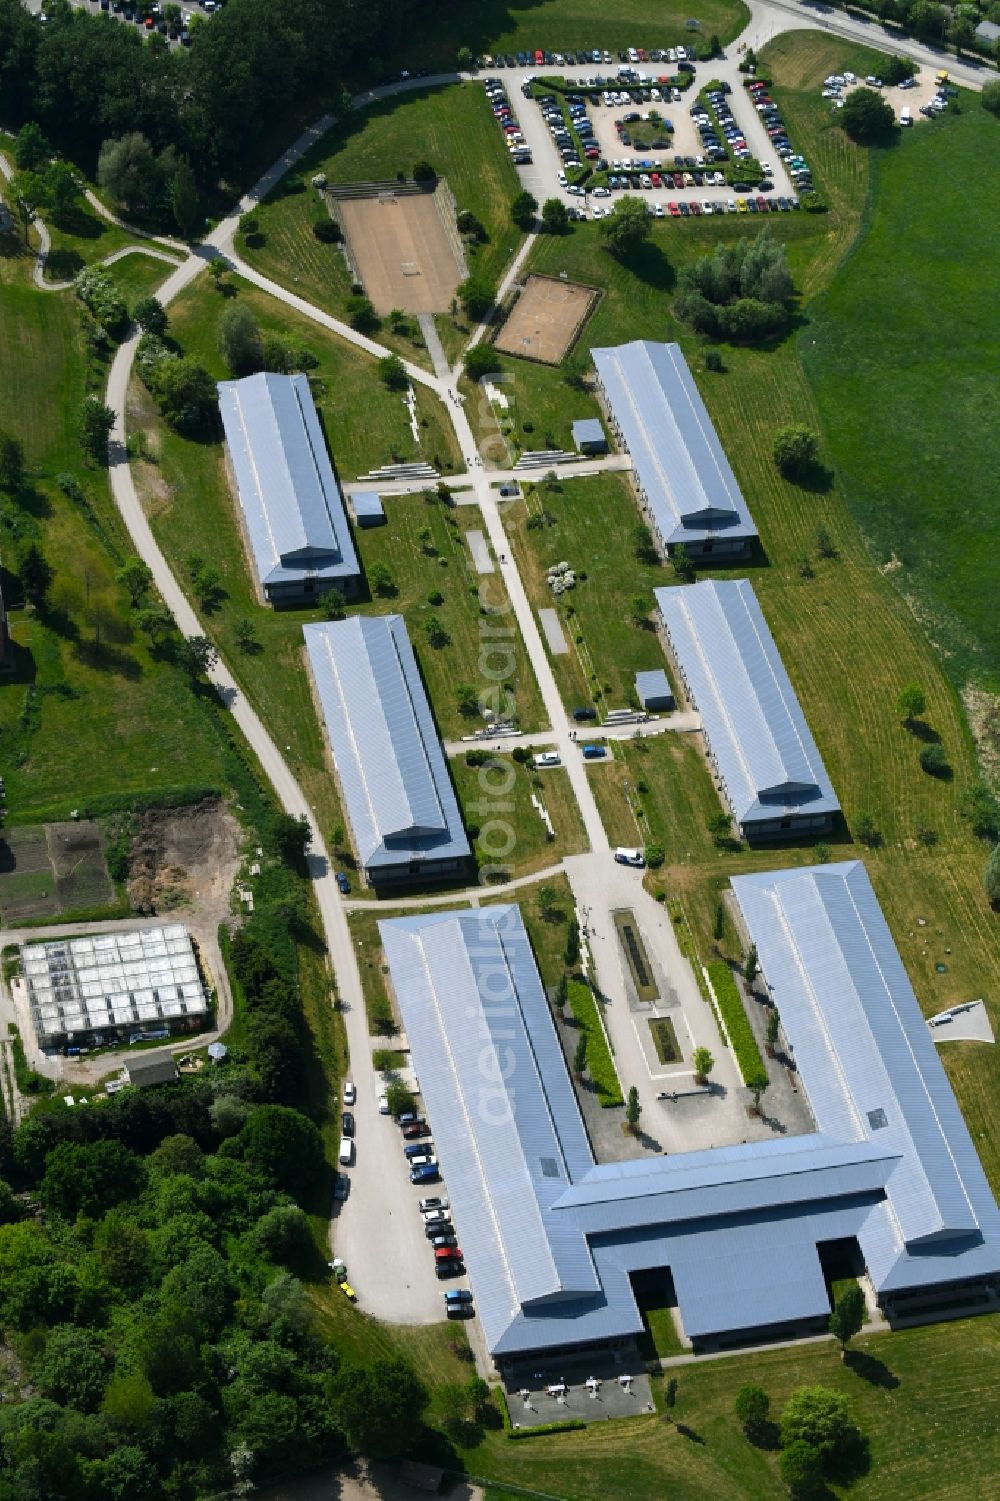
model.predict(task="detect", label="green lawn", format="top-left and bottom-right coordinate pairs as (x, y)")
top-left (385, 0), bottom-right (750, 72)
top-left (242, 82), bottom-right (524, 360)
top-left (104, 249), bottom-right (180, 311)
top-left (451, 755), bottom-right (587, 878)
top-left (0, 247), bottom-right (228, 822)
top-left (503, 472), bottom-right (674, 715)
top-left (34, 198), bottom-right (138, 285)
top-left (458, 1315), bottom-right (1000, 1501)
top-left (800, 103), bottom-right (1000, 689)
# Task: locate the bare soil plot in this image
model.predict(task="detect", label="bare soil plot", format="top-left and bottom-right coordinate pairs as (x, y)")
top-left (127, 798), bottom-right (242, 921)
top-left (337, 189), bottom-right (464, 315)
top-left (0, 821), bottom-right (113, 923)
top-left (496, 274), bottom-right (598, 365)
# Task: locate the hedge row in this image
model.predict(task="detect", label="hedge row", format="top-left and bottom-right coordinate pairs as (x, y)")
top-left (566, 979), bottom-right (624, 1107)
top-left (705, 961), bottom-right (767, 1087)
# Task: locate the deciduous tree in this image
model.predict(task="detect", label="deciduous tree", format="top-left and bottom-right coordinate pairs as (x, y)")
top-left (600, 194), bottom-right (651, 258)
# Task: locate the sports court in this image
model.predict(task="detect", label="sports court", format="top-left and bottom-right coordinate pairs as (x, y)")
top-left (495, 275), bottom-right (598, 365)
top-left (337, 188), bottom-right (465, 315)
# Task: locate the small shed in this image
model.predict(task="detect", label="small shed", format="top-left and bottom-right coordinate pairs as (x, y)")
top-left (125, 1052), bottom-right (179, 1089)
top-left (572, 418), bottom-right (608, 455)
top-left (975, 19), bottom-right (1000, 44)
top-left (351, 490), bottom-right (386, 527)
top-left (635, 669), bottom-right (674, 712)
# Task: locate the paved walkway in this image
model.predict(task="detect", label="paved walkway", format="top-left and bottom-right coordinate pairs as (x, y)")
top-left (417, 311), bottom-right (450, 379)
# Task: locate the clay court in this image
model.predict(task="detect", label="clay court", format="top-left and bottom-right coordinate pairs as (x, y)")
top-left (337, 189), bottom-right (465, 315)
top-left (495, 275), bottom-right (599, 365)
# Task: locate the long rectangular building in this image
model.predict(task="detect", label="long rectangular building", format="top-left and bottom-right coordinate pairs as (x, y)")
top-left (656, 578), bottom-right (839, 839)
top-left (381, 883), bottom-right (1000, 1368)
top-left (592, 340), bottom-right (757, 559)
top-left (218, 371), bottom-right (360, 606)
top-left (303, 615), bottom-right (470, 888)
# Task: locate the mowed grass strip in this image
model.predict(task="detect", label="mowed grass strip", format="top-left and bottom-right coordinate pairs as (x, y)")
top-left (566, 977), bottom-right (622, 1105)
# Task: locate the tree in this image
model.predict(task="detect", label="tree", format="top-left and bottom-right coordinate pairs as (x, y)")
top-left (155, 358), bottom-right (217, 436)
top-left (735, 1383), bottom-right (771, 1442)
top-left (600, 194), bottom-right (651, 258)
top-left (333, 1357), bottom-right (428, 1459)
top-left (565, 917), bottom-right (581, 967)
top-left (116, 557), bottom-right (152, 607)
top-left (896, 682), bottom-right (925, 723)
top-left (44, 160), bottom-right (80, 224)
top-left (781, 1386), bottom-right (854, 1457)
top-left (33, 1325), bottom-right (109, 1411)
top-left (773, 425), bottom-right (819, 481)
top-left (510, 188), bottom-right (537, 229)
top-left (840, 88), bottom-right (895, 143)
top-left (378, 354), bottom-right (408, 390)
top-left (573, 1033), bottom-right (588, 1079)
top-left (538, 884), bottom-right (559, 920)
top-left (828, 1284), bottom-right (865, 1356)
top-left (232, 1105), bottom-right (324, 1197)
top-left (708, 810), bottom-right (733, 846)
top-left (39, 1139), bottom-right (143, 1220)
top-left (385, 1078), bottom-right (414, 1117)
top-left (14, 121), bottom-right (50, 172)
top-left (541, 196), bottom-right (570, 234)
top-left (253, 1204), bottom-right (312, 1265)
top-left (0, 432), bottom-right (25, 494)
top-left (744, 944), bottom-right (759, 985)
top-left (17, 544), bottom-right (54, 609)
top-left (919, 742), bottom-right (950, 778)
top-left (748, 1071), bottom-right (769, 1115)
top-left (625, 1085), bottom-right (642, 1133)
top-left (180, 634), bottom-right (217, 678)
top-left (9, 169), bottom-right (46, 246)
top-left (960, 782), bottom-right (1000, 841)
top-left (235, 618), bottom-right (259, 654)
top-left (79, 396), bottom-right (115, 462)
top-left (456, 276), bottom-right (495, 321)
top-left (692, 1047), bottom-right (714, 1084)
top-left (464, 343), bottom-right (501, 381)
top-left (97, 133), bottom-right (160, 210)
top-left (672, 542), bottom-right (696, 583)
top-left (629, 592), bottom-right (650, 628)
top-left (985, 843), bottom-right (1000, 906)
top-left (424, 613), bottom-right (450, 648)
top-left (170, 157), bottom-right (199, 237)
top-left (369, 561), bottom-right (397, 597)
top-left (779, 1439), bottom-right (825, 1496)
top-left (456, 682), bottom-right (479, 718)
top-left (218, 302), bottom-right (263, 378)
top-left (854, 810), bottom-right (880, 848)
top-left (412, 161), bottom-right (436, 183)
top-left (345, 294), bottom-right (379, 332)
top-left (644, 841), bottom-right (665, 869)
top-left (983, 79), bottom-right (1000, 118)
top-left (765, 1008), bottom-right (781, 1057)
top-left (268, 813), bottom-right (311, 866)
top-left (132, 295), bottom-right (167, 335)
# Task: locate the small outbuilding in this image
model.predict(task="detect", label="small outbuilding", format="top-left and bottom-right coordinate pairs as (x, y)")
top-left (975, 19), bottom-right (1000, 44)
top-left (351, 490), bottom-right (386, 528)
top-left (635, 669), bottom-right (674, 712)
top-left (571, 418), bottom-right (608, 455)
top-left (125, 1052), bottom-right (179, 1089)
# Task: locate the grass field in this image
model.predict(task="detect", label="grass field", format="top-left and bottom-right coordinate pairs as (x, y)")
top-left (800, 102), bottom-right (1000, 689)
top-left (242, 83), bottom-right (524, 360)
top-left (503, 472), bottom-right (672, 715)
top-left (457, 1315), bottom-right (1000, 1501)
top-left (386, 0), bottom-right (750, 72)
top-left (451, 756), bottom-right (587, 877)
top-left (104, 248), bottom-right (180, 310)
top-left (0, 245), bottom-right (228, 821)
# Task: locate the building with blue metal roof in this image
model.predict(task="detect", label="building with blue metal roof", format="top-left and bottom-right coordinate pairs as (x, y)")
top-left (218, 372), bottom-right (360, 605)
top-left (656, 578), bottom-right (840, 840)
top-left (591, 341), bottom-right (757, 559)
top-left (303, 615), bottom-right (470, 888)
top-left (380, 883), bottom-right (1000, 1368)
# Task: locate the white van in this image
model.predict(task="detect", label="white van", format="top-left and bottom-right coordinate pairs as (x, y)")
top-left (338, 1137), bottom-right (353, 1166)
top-left (614, 847), bottom-right (645, 868)
top-left (534, 751), bottom-right (561, 767)
top-left (900, 107), bottom-right (913, 126)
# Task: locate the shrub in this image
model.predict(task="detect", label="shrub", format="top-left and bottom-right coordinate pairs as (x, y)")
top-left (566, 980), bottom-right (623, 1106)
top-left (74, 266), bottom-right (129, 340)
top-left (706, 961), bottom-right (767, 1086)
top-left (464, 344), bottom-right (501, 381)
top-left (644, 842), bottom-right (665, 869)
top-left (312, 217), bottom-right (341, 242)
top-left (345, 294), bottom-right (379, 332)
top-left (983, 80), bottom-right (1000, 118)
top-left (773, 424), bottom-right (819, 481)
top-left (412, 161), bottom-right (437, 183)
top-left (919, 742), bottom-right (950, 778)
top-left (378, 354), bottom-right (408, 391)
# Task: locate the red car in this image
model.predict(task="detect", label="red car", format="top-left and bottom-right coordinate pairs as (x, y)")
top-left (756, 196), bottom-right (769, 212)
top-left (689, 200), bottom-right (702, 215)
top-left (402, 1122), bottom-right (429, 1139)
top-left (434, 1246), bottom-right (463, 1261)
top-left (667, 201), bottom-right (681, 216)
top-left (650, 172), bottom-right (661, 187)
top-left (534, 49), bottom-right (544, 65)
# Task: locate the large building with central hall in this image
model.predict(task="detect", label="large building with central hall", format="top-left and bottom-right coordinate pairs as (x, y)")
top-left (380, 865), bottom-right (1000, 1371)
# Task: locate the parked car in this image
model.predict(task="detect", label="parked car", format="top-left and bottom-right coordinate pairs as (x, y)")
top-left (444, 1288), bottom-right (474, 1305)
top-left (534, 751), bottom-right (561, 767)
top-left (582, 744), bottom-right (607, 759)
top-left (341, 1111), bottom-right (355, 1137)
top-left (434, 1246), bottom-right (463, 1262)
top-left (411, 1163), bottom-right (440, 1184)
top-left (573, 706), bottom-right (597, 721)
top-left (425, 1219), bottom-right (453, 1239)
top-left (404, 1141), bottom-right (434, 1159)
top-left (402, 1121), bottom-right (429, 1139)
top-left (421, 1201), bottom-right (450, 1217)
top-left (343, 1079), bottom-right (356, 1106)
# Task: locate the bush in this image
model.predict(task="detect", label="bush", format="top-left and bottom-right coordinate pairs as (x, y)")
top-left (457, 276), bottom-right (496, 321)
top-left (706, 962), bottom-right (767, 1087)
top-left (217, 302), bottom-right (263, 377)
top-left (464, 344), bottom-right (501, 381)
top-left (345, 294), bottom-right (379, 332)
top-left (412, 161), bottom-right (437, 182)
top-left (312, 217), bottom-right (341, 242)
top-left (983, 80), bottom-right (1000, 118)
top-left (919, 742), bottom-right (950, 777)
top-left (565, 980), bottom-right (623, 1107)
top-left (378, 354), bottom-right (408, 391)
top-left (644, 842), bottom-right (665, 869)
top-left (773, 424), bottom-right (820, 481)
top-left (74, 266), bottom-right (129, 341)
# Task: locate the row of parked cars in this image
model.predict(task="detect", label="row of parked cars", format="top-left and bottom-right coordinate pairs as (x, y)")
top-left (539, 91), bottom-right (594, 170)
top-left (401, 1124), bottom-right (472, 1293)
top-left (480, 44), bottom-right (695, 69)
top-left (745, 79), bottom-right (813, 194)
top-left (484, 79), bottom-right (533, 166)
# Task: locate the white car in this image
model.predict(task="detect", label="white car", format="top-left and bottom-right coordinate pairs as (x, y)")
top-left (557, 169), bottom-right (567, 184)
top-left (534, 751), bottom-right (561, 767)
top-left (614, 847), bottom-right (646, 868)
top-left (726, 198), bottom-right (737, 213)
top-left (592, 186), bottom-right (610, 197)
top-left (759, 161), bottom-right (773, 175)
top-left (702, 200), bottom-right (714, 215)
top-left (654, 203), bottom-right (665, 217)
top-left (567, 183), bottom-right (584, 196)
top-left (377, 1093), bottom-right (390, 1115)
top-left (343, 1079), bottom-right (356, 1106)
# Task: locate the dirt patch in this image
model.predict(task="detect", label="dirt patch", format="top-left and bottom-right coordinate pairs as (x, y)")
top-left (0, 822), bottom-right (113, 923)
top-left (496, 274), bottom-right (598, 365)
top-left (336, 187), bottom-right (465, 315)
top-left (127, 797), bottom-right (243, 923)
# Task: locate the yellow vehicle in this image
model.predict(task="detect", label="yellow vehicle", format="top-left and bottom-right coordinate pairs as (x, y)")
top-left (736, 197), bottom-right (748, 213)
top-left (339, 1281), bottom-right (357, 1302)
top-left (935, 70), bottom-right (949, 85)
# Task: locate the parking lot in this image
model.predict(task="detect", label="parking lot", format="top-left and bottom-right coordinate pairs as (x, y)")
top-left (27, 0), bottom-right (212, 47)
top-left (484, 50), bottom-right (803, 219)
